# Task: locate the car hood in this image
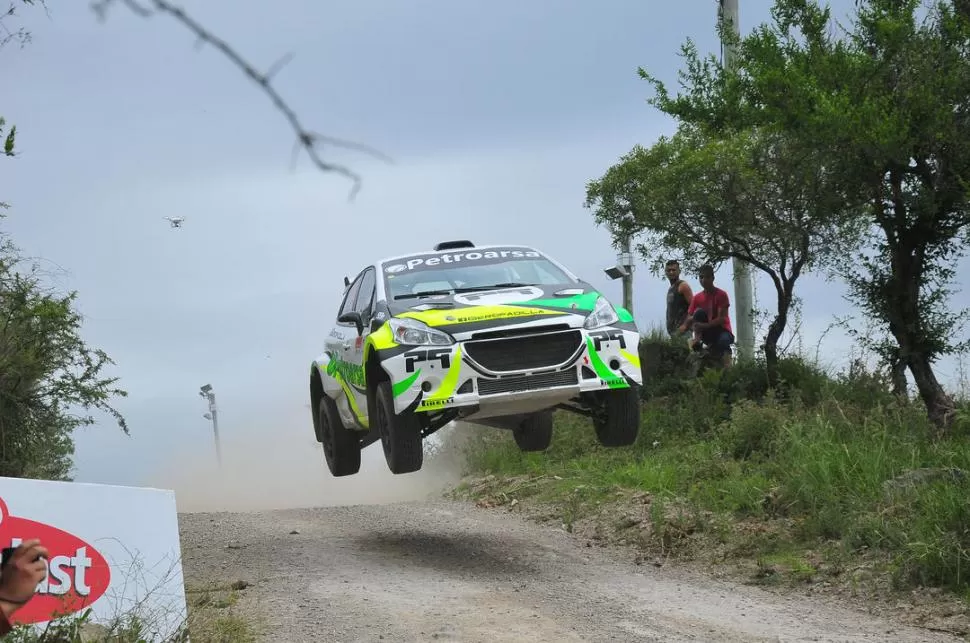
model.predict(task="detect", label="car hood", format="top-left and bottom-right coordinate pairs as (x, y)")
top-left (385, 283), bottom-right (605, 335)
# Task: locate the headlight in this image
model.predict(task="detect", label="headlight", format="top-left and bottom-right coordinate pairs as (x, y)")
top-left (388, 317), bottom-right (454, 346)
top-left (584, 296), bottom-right (619, 329)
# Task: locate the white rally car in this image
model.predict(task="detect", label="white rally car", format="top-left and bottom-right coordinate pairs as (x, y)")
top-left (309, 240), bottom-right (643, 476)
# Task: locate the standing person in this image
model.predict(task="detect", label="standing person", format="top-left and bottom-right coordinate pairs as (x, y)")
top-left (0, 539), bottom-right (48, 635)
top-left (678, 264), bottom-right (735, 368)
top-left (664, 259), bottom-right (693, 338)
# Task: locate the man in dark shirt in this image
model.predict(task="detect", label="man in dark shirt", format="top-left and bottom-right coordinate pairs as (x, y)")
top-left (665, 259), bottom-right (693, 338)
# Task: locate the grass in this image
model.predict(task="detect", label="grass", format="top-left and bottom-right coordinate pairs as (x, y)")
top-left (450, 331), bottom-right (970, 616)
top-left (4, 581), bottom-right (258, 642)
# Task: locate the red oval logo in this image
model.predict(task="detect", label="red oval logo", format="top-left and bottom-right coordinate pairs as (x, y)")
top-left (0, 496), bottom-right (111, 625)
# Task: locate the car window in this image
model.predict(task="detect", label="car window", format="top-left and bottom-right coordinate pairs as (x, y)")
top-left (338, 272), bottom-right (364, 319)
top-left (353, 268), bottom-right (376, 316)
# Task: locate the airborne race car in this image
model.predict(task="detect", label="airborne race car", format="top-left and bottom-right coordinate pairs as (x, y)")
top-left (309, 240), bottom-right (643, 476)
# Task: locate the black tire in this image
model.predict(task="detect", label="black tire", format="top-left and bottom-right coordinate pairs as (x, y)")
top-left (319, 395), bottom-right (361, 477)
top-left (593, 386), bottom-right (640, 447)
top-left (513, 411), bottom-right (553, 452)
top-left (375, 381), bottom-right (424, 474)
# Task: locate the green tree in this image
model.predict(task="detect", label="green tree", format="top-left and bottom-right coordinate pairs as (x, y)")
top-left (0, 230), bottom-right (128, 480)
top-left (638, 0), bottom-right (970, 431)
top-left (586, 124), bottom-right (864, 382)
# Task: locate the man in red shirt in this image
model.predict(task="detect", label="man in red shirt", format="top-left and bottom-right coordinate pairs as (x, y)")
top-left (677, 264), bottom-right (735, 368)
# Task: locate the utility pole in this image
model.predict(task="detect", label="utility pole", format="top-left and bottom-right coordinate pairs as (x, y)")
top-left (621, 232), bottom-right (634, 313)
top-left (199, 383), bottom-right (222, 467)
top-left (719, 0), bottom-right (756, 361)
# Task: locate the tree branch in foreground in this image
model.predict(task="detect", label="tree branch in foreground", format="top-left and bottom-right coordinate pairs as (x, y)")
top-left (89, 0), bottom-right (392, 200)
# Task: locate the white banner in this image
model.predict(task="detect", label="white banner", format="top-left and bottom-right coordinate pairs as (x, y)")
top-left (0, 476), bottom-right (188, 640)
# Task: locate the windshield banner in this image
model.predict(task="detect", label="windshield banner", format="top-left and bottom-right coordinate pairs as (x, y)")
top-left (382, 247), bottom-right (543, 274)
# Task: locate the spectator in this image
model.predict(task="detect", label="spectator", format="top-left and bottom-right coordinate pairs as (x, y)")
top-left (677, 264), bottom-right (735, 368)
top-left (0, 539), bottom-right (48, 636)
top-left (664, 259), bottom-right (693, 338)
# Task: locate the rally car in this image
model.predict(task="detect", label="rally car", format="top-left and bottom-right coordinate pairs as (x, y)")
top-left (309, 240), bottom-right (643, 476)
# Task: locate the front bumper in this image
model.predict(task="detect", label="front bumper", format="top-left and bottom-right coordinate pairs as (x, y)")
top-left (382, 325), bottom-right (642, 416)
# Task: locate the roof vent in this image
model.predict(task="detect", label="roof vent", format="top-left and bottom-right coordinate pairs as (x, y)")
top-left (433, 240), bottom-right (475, 251)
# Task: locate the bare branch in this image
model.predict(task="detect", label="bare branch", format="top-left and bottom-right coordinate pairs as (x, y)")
top-left (265, 51), bottom-right (294, 82)
top-left (89, 0), bottom-right (391, 201)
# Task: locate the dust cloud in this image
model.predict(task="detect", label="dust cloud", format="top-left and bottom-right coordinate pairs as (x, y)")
top-left (148, 407), bottom-right (476, 514)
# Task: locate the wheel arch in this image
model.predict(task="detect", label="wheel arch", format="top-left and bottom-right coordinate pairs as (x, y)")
top-left (309, 364), bottom-right (325, 442)
top-left (364, 346), bottom-right (390, 420)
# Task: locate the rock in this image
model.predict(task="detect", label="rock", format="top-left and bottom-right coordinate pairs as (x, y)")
top-left (615, 516), bottom-right (642, 530)
top-left (79, 622), bottom-right (111, 642)
top-left (926, 613), bottom-right (970, 635)
top-left (882, 467), bottom-right (967, 501)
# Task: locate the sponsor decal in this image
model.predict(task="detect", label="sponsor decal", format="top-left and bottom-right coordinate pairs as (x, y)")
top-left (0, 496), bottom-right (111, 625)
top-left (325, 351), bottom-right (365, 387)
top-left (404, 347), bottom-right (452, 373)
top-left (452, 286), bottom-right (543, 307)
top-left (419, 396), bottom-right (455, 409)
top-left (446, 307), bottom-right (552, 324)
top-left (588, 328), bottom-right (627, 351)
top-left (383, 248), bottom-right (542, 273)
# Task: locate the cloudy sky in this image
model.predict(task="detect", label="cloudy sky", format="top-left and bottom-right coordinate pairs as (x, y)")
top-left (4, 0), bottom-right (968, 491)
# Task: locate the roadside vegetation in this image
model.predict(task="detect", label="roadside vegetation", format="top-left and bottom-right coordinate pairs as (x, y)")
top-left (3, 581), bottom-right (258, 642)
top-left (452, 329), bottom-right (970, 631)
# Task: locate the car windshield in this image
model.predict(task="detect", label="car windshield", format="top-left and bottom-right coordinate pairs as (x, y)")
top-left (381, 248), bottom-right (576, 300)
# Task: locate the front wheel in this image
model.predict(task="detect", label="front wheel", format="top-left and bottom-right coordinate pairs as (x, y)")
top-left (375, 381), bottom-right (424, 474)
top-left (593, 386), bottom-right (640, 447)
top-left (513, 410), bottom-right (553, 452)
top-left (319, 395), bottom-right (361, 476)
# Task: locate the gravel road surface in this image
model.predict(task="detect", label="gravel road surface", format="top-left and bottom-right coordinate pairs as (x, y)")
top-left (178, 499), bottom-right (962, 643)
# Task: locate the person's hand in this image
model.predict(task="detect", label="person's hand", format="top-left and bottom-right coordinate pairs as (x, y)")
top-left (0, 539), bottom-right (48, 620)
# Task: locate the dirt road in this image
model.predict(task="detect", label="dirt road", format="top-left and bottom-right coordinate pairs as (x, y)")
top-left (178, 499), bottom-right (962, 643)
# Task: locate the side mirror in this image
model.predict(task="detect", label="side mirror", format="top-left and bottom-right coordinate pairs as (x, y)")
top-left (343, 276), bottom-right (350, 288)
top-left (338, 311), bottom-right (364, 336)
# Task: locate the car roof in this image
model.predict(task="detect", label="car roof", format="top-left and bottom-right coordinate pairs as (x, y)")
top-left (375, 243), bottom-right (542, 266)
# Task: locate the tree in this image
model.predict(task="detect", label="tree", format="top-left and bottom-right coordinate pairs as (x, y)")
top-left (637, 0), bottom-right (970, 432)
top-left (586, 123), bottom-right (864, 383)
top-left (0, 229), bottom-right (128, 480)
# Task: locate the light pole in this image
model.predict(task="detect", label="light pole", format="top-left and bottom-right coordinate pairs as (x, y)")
top-left (719, 0), bottom-right (756, 362)
top-left (199, 383), bottom-right (222, 467)
top-left (603, 214), bottom-right (635, 315)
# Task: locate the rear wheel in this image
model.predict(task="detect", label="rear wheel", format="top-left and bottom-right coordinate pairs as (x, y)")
top-left (319, 395), bottom-right (361, 476)
top-left (375, 381), bottom-right (424, 474)
top-left (593, 386), bottom-right (640, 447)
top-left (513, 410), bottom-right (553, 452)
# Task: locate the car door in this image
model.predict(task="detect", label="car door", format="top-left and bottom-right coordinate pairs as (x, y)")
top-left (341, 266), bottom-right (377, 424)
top-left (327, 271), bottom-right (364, 424)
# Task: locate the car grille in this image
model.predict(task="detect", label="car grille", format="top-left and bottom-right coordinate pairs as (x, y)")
top-left (464, 330), bottom-right (583, 373)
top-left (477, 369), bottom-right (579, 396)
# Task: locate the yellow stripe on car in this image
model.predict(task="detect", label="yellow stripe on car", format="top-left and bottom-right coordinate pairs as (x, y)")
top-left (399, 305), bottom-right (564, 327)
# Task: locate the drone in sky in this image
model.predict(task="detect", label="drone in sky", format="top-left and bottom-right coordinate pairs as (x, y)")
top-left (163, 216), bottom-right (186, 228)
